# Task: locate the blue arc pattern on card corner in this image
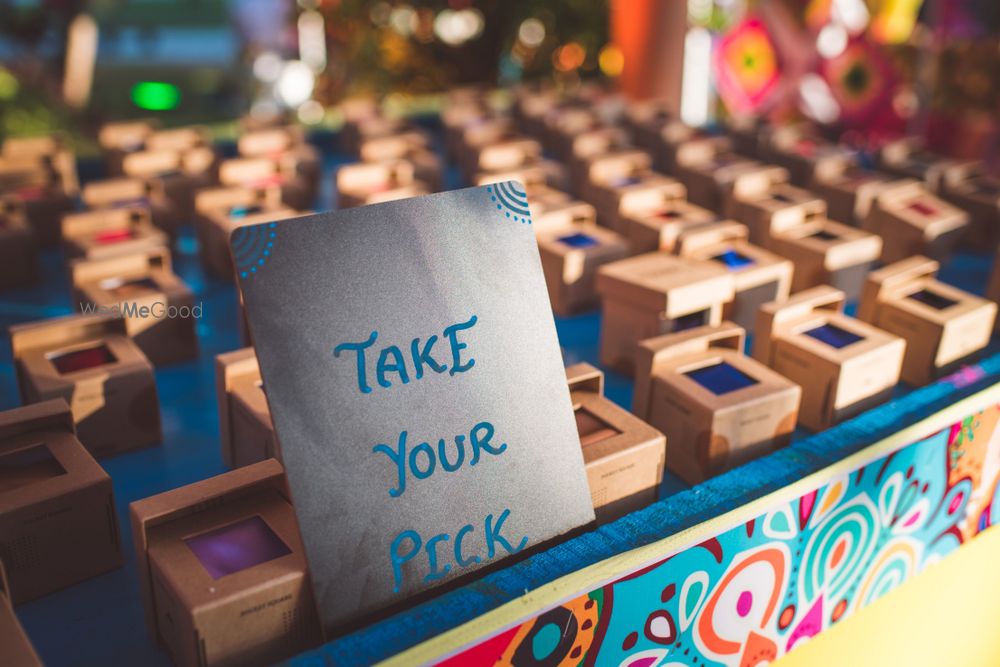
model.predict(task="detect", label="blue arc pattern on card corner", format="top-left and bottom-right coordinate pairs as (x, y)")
top-left (488, 182), bottom-right (532, 224)
top-left (232, 222), bottom-right (278, 278)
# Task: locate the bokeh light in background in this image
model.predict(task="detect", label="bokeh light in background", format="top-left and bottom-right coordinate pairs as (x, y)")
top-left (0, 0), bottom-right (996, 160)
top-left (131, 81), bottom-right (181, 111)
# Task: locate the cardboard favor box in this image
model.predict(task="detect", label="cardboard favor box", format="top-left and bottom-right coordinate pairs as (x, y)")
top-left (216, 347), bottom-right (278, 469)
top-left (513, 84), bottom-right (561, 137)
top-left (0, 400), bottom-right (122, 604)
top-left (70, 248), bottom-right (198, 366)
top-left (878, 137), bottom-right (977, 193)
top-left (675, 220), bottom-right (793, 332)
top-left (543, 106), bottom-right (602, 160)
top-left (866, 180), bottom-right (969, 264)
top-left (596, 253), bottom-right (735, 375)
top-left (0, 155), bottom-right (76, 246)
top-left (568, 126), bottom-right (632, 196)
top-left (0, 199), bottom-right (39, 289)
top-left (942, 168), bottom-right (1000, 247)
top-left (584, 150), bottom-right (686, 234)
top-left (858, 256), bottom-right (996, 386)
top-left (753, 286), bottom-right (905, 431)
top-left (218, 155), bottom-right (316, 211)
top-left (534, 201), bottom-right (630, 316)
top-left (769, 216), bottom-right (883, 301)
top-left (146, 125), bottom-right (212, 153)
top-left (9, 314), bottom-right (161, 458)
top-left (194, 184), bottom-right (285, 278)
top-left (358, 135), bottom-right (443, 193)
top-left (633, 323), bottom-right (800, 484)
top-left (806, 166), bottom-right (899, 227)
top-left (674, 140), bottom-right (789, 216)
top-left (729, 181), bottom-right (827, 248)
top-left (201, 206), bottom-right (302, 281)
top-left (335, 160), bottom-right (425, 209)
top-left (233, 183), bottom-right (595, 632)
top-left (624, 199), bottom-right (716, 255)
top-left (131, 460), bottom-right (322, 667)
top-left (121, 147), bottom-right (218, 233)
top-left (1, 134), bottom-right (79, 198)
top-left (238, 126), bottom-right (306, 158)
top-left (80, 176), bottom-right (179, 239)
top-left (566, 363), bottom-right (665, 523)
top-left (763, 124), bottom-right (856, 187)
top-left (62, 206), bottom-right (168, 262)
top-left (99, 120), bottom-right (159, 174)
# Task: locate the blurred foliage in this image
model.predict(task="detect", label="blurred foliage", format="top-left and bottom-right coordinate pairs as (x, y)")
top-left (316, 0), bottom-right (610, 102)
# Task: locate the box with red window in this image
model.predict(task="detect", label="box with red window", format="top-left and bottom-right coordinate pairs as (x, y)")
top-left (61, 206), bottom-right (168, 262)
top-left (9, 314), bottom-right (161, 459)
top-left (0, 148), bottom-right (76, 246)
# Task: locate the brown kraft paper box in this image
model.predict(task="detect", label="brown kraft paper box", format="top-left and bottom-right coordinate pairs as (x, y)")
top-left (335, 160), bottom-right (424, 209)
top-left (729, 181), bottom-right (827, 248)
top-left (201, 207), bottom-right (302, 281)
top-left (130, 460), bottom-right (322, 667)
top-left (940, 164), bottom-right (1000, 247)
top-left (865, 180), bottom-right (969, 264)
top-left (762, 124), bottom-right (856, 187)
top-left (768, 213), bottom-right (883, 301)
top-left (216, 347), bottom-right (279, 469)
top-left (857, 256), bottom-right (996, 386)
top-left (217, 155), bottom-right (315, 211)
top-left (237, 129), bottom-right (321, 206)
top-left (1, 134), bottom-right (79, 198)
top-left (0, 399), bottom-right (123, 604)
top-left (81, 176), bottom-right (180, 239)
top-left (566, 363), bottom-right (666, 523)
top-left (624, 197), bottom-right (716, 255)
top-left (810, 166), bottom-right (903, 228)
top-left (568, 125), bottom-right (632, 196)
top-left (584, 150), bottom-right (686, 234)
top-left (0, 199), bottom-right (39, 289)
top-left (534, 201), bottom-right (630, 315)
top-left (675, 220), bottom-right (793, 332)
top-left (146, 125), bottom-right (212, 153)
top-left (194, 184), bottom-right (284, 277)
top-left (121, 147), bottom-right (218, 234)
top-left (9, 314), bottom-right (162, 458)
top-left (99, 120), bottom-right (159, 175)
top-left (468, 137), bottom-right (545, 182)
top-left (752, 286), bottom-right (905, 431)
top-left (70, 248), bottom-right (199, 366)
top-left (673, 139), bottom-right (789, 217)
top-left (596, 253), bottom-right (735, 375)
top-left (878, 137), bottom-right (978, 193)
top-left (0, 155), bottom-right (76, 246)
top-left (633, 322), bottom-right (800, 484)
top-left (62, 206), bottom-right (169, 262)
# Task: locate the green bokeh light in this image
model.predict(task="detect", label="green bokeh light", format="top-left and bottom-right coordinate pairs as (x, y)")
top-left (131, 81), bottom-right (180, 111)
top-left (0, 67), bottom-right (19, 100)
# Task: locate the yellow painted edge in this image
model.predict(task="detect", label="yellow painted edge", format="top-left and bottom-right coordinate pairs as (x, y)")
top-left (379, 381), bottom-right (1000, 667)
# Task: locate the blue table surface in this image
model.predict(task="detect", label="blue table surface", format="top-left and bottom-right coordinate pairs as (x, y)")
top-left (0, 129), bottom-right (995, 667)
